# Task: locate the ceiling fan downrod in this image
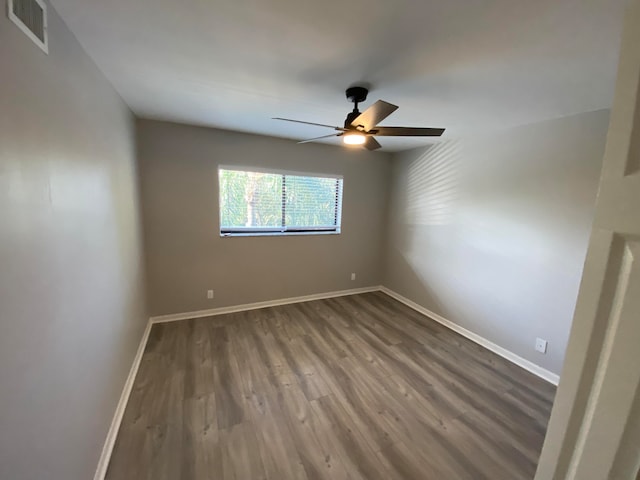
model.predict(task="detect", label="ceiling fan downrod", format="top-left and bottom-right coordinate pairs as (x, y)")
top-left (345, 86), bottom-right (369, 129)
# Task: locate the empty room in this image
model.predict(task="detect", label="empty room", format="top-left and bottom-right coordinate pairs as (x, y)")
top-left (2, 0), bottom-right (640, 478)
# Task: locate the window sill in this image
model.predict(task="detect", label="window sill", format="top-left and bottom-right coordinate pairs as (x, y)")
top-left (220, 230), bottom-right (341, 238)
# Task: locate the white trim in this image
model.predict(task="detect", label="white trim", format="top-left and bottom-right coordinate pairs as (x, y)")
top-left (93, 287), bottom-right (379, 478)
top-left (218, 165), bottom-right (344, 180)
top-left (150, 286), bottom-right (382, 324)
top-left (93, 319), bottom-right (153, 480)
top-left (220, 230), bottom-right (340, 238)
top-left (379, 286), bottom-right (560, 386)
top-left (7, 0), bottom-right (48, 54)
top-left (95, 284), bottom-right (560, 478)
top-left (149, 284), bottom-right (559, 385)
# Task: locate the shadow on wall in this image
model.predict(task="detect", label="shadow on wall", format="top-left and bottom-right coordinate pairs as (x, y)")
top-left (387, 243), bottom-right (451, 317)
top-left (390, 136), bottom-right (580, 334)
top-left (405, 141), bottom-right (462, 227)
top-left (384, 111), bottom-right (609, 375)
top-left (389, 141), bottom-right (464, 322)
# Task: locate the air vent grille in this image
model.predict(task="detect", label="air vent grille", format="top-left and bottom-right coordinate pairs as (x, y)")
top-left (8, 0), bottom-right (48, 54)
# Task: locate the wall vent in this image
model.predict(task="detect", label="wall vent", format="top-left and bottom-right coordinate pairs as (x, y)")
top-left (7, 0), bottom-right (48, 54)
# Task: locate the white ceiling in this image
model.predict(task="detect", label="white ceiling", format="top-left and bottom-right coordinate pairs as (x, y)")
top-left (51, 0), bottom-right (627, 151)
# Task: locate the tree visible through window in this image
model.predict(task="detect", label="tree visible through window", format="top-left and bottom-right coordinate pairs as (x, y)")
top-left (219, 168), bottom-right (343, 235)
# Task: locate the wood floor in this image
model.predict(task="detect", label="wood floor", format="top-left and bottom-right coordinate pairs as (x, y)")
top-left (106, 292), bottom-right (556, 480)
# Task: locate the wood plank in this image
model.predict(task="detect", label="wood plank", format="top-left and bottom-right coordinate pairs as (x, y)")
top-left (276, 382), bottom-right (353, 480)
top-left (252, 396), bottom-right (309, 480)
top-left (219, 422), bottom-right (267, 480)
top-left (181, 394), bottom-right (222, 480)
top-left (209, 323), bottom-right (245, 430)
top-left (310, 395), bottom-right (390, 480)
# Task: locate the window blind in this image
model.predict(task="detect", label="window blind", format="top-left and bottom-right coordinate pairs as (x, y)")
top-left (219, 168), bottom-right (343, 235)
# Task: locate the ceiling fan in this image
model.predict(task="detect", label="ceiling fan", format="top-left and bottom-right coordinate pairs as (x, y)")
top-left (273, 86), bottom-right (445, 151)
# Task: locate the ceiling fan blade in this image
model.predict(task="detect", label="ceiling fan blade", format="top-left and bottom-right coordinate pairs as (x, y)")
top-left (351, 100), bottom-right (399, 131)
top-left (364, 136), bottom-right (382, 151)
top-left (297, 133), bottom-right (342, 144)
top-left (273, 117), bottom-right (344, 130)
top-left (373, 127), bottom-right (445, 136)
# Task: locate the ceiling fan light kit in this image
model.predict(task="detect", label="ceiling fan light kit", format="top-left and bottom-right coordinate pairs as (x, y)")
top-left (273, 86), bottom-right (445, 150)
top-left (343, 132), bottom-right (366, 145)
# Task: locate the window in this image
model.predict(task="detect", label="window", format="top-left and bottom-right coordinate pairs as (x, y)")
top-left (218, 167), bottom-right (343, 236)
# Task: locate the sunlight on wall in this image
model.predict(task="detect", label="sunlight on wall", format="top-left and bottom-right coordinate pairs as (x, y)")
top-left (405, 141), bottom-right (461, 226)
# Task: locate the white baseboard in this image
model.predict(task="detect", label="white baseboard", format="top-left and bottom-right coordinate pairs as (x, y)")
top-left (379, 286), bottom-right (560, 386)
top-left (95, 283), bottom-right (559, 478)
top-left (93, 318), bottom-right (153, 480)
top-left (150, 284), bottom-right (560, 385)
top-left (94, 286), bottom-right (380, 478)
top-left (150, 286), bottom-right (382, 324)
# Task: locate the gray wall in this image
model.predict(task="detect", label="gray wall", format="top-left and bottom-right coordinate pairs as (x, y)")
top-left (384, 110), bottom-right (610, 375)
top-left (0, 4), bottom-right (147, 479)
top-left (137, 119), bottom-right (391, 316)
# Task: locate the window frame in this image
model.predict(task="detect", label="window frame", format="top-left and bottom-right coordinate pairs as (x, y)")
top-left (218, 166), bottom-right (344, 238)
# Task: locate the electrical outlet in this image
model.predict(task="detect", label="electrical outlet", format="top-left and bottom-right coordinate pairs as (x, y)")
top-left (207, 290), bottom-right (214, 299)
top-left (535, 338), bottom-right (548, 354)
top-left (351, 273), bottom-right (356, 281)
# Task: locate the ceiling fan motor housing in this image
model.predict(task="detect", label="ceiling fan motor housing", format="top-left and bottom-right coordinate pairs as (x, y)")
top-left (345, 86), bottom-right (368, 104)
